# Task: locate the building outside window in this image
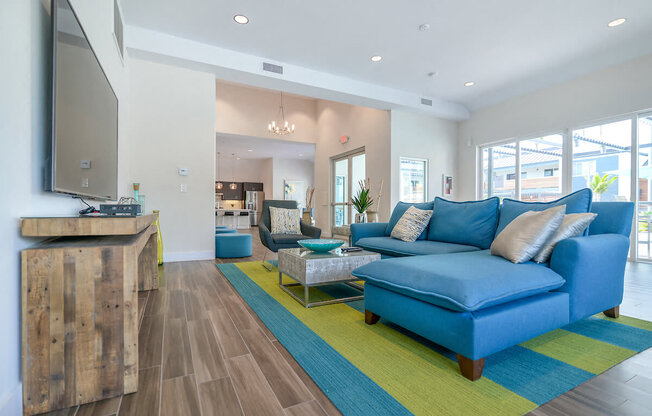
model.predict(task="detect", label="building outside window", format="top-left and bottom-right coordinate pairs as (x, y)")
top-left (399, 158), bottom-right (428, 203)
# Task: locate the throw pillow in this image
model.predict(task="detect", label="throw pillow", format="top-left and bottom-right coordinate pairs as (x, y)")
top-left (269, 207), bottom-right (301, 234)
top-left (495, 188), bottom-right (592, 236)
top-left (390, 206), bottom-right (434, 242)
top-left (427, 196), bottom-right (500, 249)
top-left (385, 201), bottom-right (434, 240)
top-left (532, 212), bottom-right (598, 263)
top-left (490, 205), bottom-right (566, 264)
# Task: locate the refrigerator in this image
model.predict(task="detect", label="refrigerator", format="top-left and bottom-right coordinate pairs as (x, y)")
top-left (245, 191), bottom-right (265, 226)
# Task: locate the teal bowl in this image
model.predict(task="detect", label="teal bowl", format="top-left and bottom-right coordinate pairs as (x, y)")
top-left (298, 239), bottom-right (345, 253)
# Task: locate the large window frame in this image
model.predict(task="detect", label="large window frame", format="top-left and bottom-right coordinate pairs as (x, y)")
top-left (476, 110), bottom-right (652, 262)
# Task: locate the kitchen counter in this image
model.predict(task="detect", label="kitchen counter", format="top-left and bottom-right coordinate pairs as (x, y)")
top-left (216, 209), bottom-right (254, 229)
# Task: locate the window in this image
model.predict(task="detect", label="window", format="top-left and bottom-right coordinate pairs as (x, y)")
top-left (399, 158), bottom-right (428, 203)
top-left (572, 119), bottom-right (631, 201)
top-left (520, 134), bottom-right (563, 202)
top-left (482, 143), bottom-right (516, 199)
top-left (331, 151), bottom-right (365, 227)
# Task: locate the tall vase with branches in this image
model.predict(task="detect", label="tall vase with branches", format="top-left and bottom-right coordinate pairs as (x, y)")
top-left (351, 179), bottom-right (374, 223)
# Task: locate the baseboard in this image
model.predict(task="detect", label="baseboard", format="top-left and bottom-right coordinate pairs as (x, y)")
top-left (0, 383), bottom-right (22, 416)
top-left (163, 250), bottom-right (215, 263)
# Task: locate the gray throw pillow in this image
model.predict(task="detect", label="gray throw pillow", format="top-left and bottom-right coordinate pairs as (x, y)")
top-left (532, 212), bottom-right (598, 263)
top-left (490, 205), bottom-right (566, 264)
top-left (390, 206), bottom-right (433, 242)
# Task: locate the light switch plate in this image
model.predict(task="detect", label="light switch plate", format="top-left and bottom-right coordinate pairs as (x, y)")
top-left (180, 183), bottom-right (187, 193)
top-left (81, 178), bottom-right (89, 188)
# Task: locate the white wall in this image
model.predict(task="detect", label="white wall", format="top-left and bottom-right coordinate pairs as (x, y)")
top-left (216, 81), bottom-right (318, 143)
top-left (262, 158), bottom-right (274, 200)
top-left (272, 158), bottom-right (315, 206)
top-left (458, 53), bottom-right (652, 201)
top-left (129, 58), bottom-right (216, 262)
top-left (217, 157), bottom-right (265, 183)
top-left (390, 111), bottom-right (459, 205)
top-left (315, 101), bottom-right (391, 234)
top-left (0, 1), bottom-right (128, 414)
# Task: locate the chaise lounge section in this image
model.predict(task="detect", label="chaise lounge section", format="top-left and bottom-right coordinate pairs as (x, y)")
top-left (351, 190), bottom-right (634, 381)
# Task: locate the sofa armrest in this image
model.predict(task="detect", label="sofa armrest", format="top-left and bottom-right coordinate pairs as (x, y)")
top-left (350, 222), bottom-right (388, 246)
top-left (549, 234), bottom-right (630, 322)
top-left (258, 223), bottom-right (275, 251)
top-left (300, 221), bottom-right (321, 239)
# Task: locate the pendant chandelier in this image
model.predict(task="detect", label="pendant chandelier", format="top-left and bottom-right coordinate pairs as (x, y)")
top-left (268, 92), bottom-right (295, 135)
top-left (216, 152), bottom-right (223, 190)
top-left (229, 153), bottom-right (237, 190)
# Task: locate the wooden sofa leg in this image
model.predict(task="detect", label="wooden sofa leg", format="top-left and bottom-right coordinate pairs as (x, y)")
top-left (457, 354), bottom-right (485, 381)
top-left (604, 306), bottom-right (619, 318)
top-left (365, 310), bottom-right (380, 325)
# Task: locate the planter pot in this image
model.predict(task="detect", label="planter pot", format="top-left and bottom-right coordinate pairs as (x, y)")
top-left (366, 211), bottom-right (378, 223)
top-left (354, 212), bottom-right (367, 223)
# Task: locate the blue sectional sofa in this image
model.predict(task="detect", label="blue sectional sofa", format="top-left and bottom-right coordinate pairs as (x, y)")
top-left (351, 189), bottom-right (634, 381)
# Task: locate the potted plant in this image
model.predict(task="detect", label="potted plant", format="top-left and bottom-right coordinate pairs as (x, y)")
top-left (589, 173), bottom-right (617, 201)
top-left (352, 179), bottom-right (374, 223)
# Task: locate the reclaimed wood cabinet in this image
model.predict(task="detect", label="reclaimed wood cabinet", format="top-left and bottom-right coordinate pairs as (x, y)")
top-left (21, 215), bottom-right (159, 415)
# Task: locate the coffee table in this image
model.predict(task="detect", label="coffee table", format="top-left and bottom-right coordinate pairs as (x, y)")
top-left (277, 248), bottom-right (381, 308)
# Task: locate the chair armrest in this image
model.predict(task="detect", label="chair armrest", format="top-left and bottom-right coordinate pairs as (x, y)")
top-left (258, 223), bottom-right (275, 251)
top-left (300, 221), bottom-right (321, 239)
top-left (550, 234), bottom-right (630, 322)
top-left (350, 222), bottom-right (388, 246)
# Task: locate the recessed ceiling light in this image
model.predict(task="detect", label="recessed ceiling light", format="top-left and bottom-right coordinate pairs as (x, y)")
top-left (233, 15), bottom-right (249, 24)
top-left (247, 149), bottom-right (253, 152)
top-left (464, 81), bottom-right (475, 87)
top-left (298, 154), bottom-right (303, 157)
top-left (607, 18), bottom-right (626, 27)
top-left (371, 55), bottom-right (382, 62)
top-left (236, 157), bottom-right (241, 160)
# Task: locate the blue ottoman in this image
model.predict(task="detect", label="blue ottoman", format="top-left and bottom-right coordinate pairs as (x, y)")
top-left (215, 233), bottom-right (252, 258)
top-left (215, 228), bottom-right (237, 234)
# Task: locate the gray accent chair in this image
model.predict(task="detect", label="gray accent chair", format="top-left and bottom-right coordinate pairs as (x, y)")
top-left (259, 200), bottom-right (321, 270)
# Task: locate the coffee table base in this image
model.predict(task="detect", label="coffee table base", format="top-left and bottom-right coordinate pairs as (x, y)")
top-left (279, 271), bottom-right (364, 308)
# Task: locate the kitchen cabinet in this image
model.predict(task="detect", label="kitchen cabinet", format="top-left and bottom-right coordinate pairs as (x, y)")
top-left (217, 182), bottom-right (243, 200)
top-left (243, 182), bottom-right (264, 191)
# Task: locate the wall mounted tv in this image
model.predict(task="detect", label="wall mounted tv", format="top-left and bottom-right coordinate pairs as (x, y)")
top-left (47, 0), bottom-right (118, 200)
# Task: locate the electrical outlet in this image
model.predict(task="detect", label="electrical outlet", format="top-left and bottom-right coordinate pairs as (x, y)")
top-left (81, 178), bottom-right (89, 188)
top-left (180, 183), bottom-right (187, 193)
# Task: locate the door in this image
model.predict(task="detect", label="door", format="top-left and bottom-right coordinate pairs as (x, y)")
top-left (331, 150), bottom-right (365, 228)
top-left (638, 113), bottom-right (652, 261)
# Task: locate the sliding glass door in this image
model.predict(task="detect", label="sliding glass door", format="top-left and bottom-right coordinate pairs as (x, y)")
top-left (638, 114), bottom-right (652, 261)
top-left (332, 150), bottom-right (365, 227)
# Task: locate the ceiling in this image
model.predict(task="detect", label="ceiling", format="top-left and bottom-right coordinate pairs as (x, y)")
top-left (216, 133), bottom-right (315, 161)
top-left (123, 0), bottom-right (652, 111)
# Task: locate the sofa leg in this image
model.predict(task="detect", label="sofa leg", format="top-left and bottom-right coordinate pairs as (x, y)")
top-left (457, 354), bottom-right (485, 381)
top-left (604, 306), bottom-right (620, 318)
top-left (365, 310), bottom-right (380, 325)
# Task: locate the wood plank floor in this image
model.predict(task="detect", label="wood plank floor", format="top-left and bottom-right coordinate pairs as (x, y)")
top-left (41, 227), bottom-right (652, 416)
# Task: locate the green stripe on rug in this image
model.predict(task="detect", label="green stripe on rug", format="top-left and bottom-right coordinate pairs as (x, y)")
top-left (234, 261), bottom-right (536, 416)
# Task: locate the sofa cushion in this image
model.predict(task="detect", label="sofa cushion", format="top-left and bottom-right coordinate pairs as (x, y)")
top-left (352, 250), bottom-right (565, 312)
top-left (385, 201), bottom-right (434, 240)
top-left (272, 234), bottom-right (308, 244)
top-left (356, 236), bottom-right (479, 257)
top-left (390, 206), bottom-right (433, 242)
top-left (427, 197), bottom-right (500, 249)
top-left (495, 188), bottom-right (592, 236)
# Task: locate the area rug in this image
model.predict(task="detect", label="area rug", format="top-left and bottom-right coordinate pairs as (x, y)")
top-left (217, 261), bottom-right (652, 416)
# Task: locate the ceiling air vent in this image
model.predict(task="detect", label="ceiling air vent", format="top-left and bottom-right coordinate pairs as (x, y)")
top-left (263, 62), bottom-right (283, 74)
top-left (420, 98), bottom-right (433, 106)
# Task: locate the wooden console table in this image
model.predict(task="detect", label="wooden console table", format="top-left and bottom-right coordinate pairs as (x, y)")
top-left (21, 215), bottom-right (159, 415)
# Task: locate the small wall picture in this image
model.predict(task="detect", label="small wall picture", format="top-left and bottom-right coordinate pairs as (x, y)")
top-left (442, 174), bottom-right (453, 196)
top-left (284, 180), bottom-right (305, 208)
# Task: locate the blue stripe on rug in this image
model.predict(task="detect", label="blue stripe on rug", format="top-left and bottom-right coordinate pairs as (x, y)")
top-left (314, 283), bottom-right (593, 406)
top-left (217, 263), bottom-right (412, 416)
top-left (563, 317), bottom-right (652, 352)
top-left (483, 346), bottom-right (593, 405)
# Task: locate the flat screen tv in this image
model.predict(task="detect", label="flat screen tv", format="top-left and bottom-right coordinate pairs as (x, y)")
top-left (47, 0), bottom-right (118, 200)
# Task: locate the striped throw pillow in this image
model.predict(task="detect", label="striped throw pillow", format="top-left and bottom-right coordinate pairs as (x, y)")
top-left (269, 207), bottom-right (302, 234)
top-left (390, 206), bottom-right (433, 242)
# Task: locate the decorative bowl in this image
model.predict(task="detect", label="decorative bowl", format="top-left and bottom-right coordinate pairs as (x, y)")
top-left (298, 239), bottom-right (345, 253)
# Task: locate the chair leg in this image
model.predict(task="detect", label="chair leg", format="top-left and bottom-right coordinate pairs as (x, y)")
top-left (604, 306), bottom-right (619, 318)
top-left (262, 249), bottom-right (273, 271)
top-left (365, 310), bottom-right (380, 325)
top-left (457, 354), bottom-right (485, 381)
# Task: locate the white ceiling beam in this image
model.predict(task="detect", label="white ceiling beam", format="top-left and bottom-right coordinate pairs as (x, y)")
top-left (125, 26), bottom-right (470, 121)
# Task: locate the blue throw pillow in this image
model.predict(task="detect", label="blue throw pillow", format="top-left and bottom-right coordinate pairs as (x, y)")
top-left (385, 201), bottom-right (434, 240)
top-left (495, 188), bottom-right (593, 236)
top-left (428, 197), bottom-right (500, 249)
